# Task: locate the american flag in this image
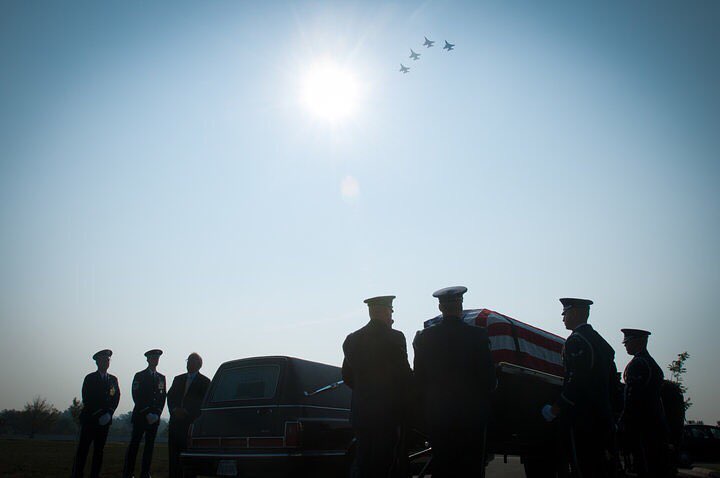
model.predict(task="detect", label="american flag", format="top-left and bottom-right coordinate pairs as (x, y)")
top-left (423, 309), bottom-right (565, 377)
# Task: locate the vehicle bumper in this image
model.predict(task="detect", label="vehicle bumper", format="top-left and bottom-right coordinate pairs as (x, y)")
top-left (180, 450), bottom-right (349, 478)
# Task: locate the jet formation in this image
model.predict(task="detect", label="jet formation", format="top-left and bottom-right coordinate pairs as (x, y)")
top-left (399, 35), bottom-right (454, 74)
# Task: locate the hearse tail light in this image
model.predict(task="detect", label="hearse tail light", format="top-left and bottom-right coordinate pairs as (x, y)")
top-left (284, 421), bottom-right (303, 447)
top-left (248, 437), bottom-right (284, 448)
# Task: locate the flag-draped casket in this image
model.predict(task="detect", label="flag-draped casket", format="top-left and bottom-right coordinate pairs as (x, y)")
top-left (423, 309), bottom-right (565, 377)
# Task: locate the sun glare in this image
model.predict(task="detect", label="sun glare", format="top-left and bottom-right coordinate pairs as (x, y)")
top-left (300, 62), bottom-right (360, 122)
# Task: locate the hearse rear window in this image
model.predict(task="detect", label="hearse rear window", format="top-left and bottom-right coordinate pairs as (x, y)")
top-left (211, 365), bottom-right (281, 402)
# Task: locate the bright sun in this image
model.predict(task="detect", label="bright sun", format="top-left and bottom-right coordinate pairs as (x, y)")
top-left (300, 61), bottom-right (360, 122)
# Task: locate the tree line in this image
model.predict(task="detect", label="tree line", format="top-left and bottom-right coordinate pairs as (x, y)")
top-left (0, 396), bottom-right (168, 439)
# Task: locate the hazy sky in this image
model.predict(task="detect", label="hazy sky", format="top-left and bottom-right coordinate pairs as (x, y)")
top-left (1, 1), bottom-right (719, 423)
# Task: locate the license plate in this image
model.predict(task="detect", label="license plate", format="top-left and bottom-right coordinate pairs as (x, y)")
top-left (216, 459), bottom-right (238, 476)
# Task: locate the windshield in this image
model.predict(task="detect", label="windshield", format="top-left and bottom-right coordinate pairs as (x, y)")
top-left (210, 365), bottom-right (281, 402)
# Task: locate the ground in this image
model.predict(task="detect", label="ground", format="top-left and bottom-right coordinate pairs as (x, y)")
top-left (0, 438), bottom-right (169, 478)
top-left (0, 438), bottom-right (529, 477)
top-left (4, 438), bottom-right (714, 477)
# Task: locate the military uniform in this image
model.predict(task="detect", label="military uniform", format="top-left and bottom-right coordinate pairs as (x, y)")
top-left (554, 299), bottom-right (618, 478)
top-left (123, 350), bottom-right (167, 478)
top-left (71, 349), bottom-right (120, 478)
top-left (413, 286), bottom-right (495, 478)
top-left (167, 369), bottom-right (211, 478)
top-left (342, 295), bottom-right (412, 478)
top-left (620, 329), bottom-right (669, 477)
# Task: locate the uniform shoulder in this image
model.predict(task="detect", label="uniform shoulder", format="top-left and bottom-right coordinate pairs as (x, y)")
top-left (567, 329), bottom-right (590, 343)
top-left (84, 371), bottom-right (98, 380)
top-left (390, 328), bottom-right (406, 340)
top-left (628, 355), bottom-right (651, 371)
top-left (343, 329), bottom-right (359, 347)
top-left (565, 332), bottom-right (592, 352)
top-left (109, 373), bottom-right (119, 382)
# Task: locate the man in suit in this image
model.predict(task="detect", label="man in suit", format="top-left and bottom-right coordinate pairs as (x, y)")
top-left (342, 295), bottom-right (412, 478)
top-left (71, 349), bottom-right (120, 478)
top-left (413, 286), bottom-right (496, 478)
top-left (619, 328), bottom-right (670, 477)
top-left (167, 352), bottom-right (211, 478)
top-left (542, 298), bottom-right (619, 478)
top-left (123, 349), bottom-right (167, 478)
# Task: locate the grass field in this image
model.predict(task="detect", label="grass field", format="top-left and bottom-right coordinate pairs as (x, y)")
top-left (0, 438), bottom-right (169, 478)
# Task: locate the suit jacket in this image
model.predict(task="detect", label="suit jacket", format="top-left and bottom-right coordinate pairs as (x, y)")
top-left (413, 316), bottom-right (495, 429)
top-left (167, 372), bottom-right (211, 424)
top-left (622, 349), bottom-right (665, 431)
top-left (557, 323), bottom-right (618, 432)
top-left (131, 368), bottom-right (167, 423)
top-left (342, 320), bottom-right (412, 430)
top-left (79, 371), bottom-right (120, 425)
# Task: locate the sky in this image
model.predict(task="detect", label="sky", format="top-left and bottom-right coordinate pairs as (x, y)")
top-left (1, 1), bottom-right (719, 423)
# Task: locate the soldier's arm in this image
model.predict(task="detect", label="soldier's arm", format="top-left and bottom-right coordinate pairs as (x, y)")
top-left (109, 377), bottom-right (120, 413)
top-left (395, 331), bottom-right (413, 381)
top-left (81, 375), bottom-right (92, 409)
top-left (623, 357), bottom-right (651, 417)
top-left (82, 375), bottom-right (102, 417)
top-left (341, 337), bottom-right (355, 389)
top-left (132, 373), bottom-right (148, 415)
top-left (557, 334), bottom-right (593, 411)
top-left (131, 373), bottom-right (141, 404)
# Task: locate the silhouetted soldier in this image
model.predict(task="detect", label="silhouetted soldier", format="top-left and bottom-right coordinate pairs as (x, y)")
top-left (413, 286), bottom-right (495, 478)
top-left (71, 349), bottom-right (120, 478)
top-left (167, 352), bottom-right (211, 478)
top-left (542, 298), bottom-right (618, 478)
top-left (342, 295), bottom-right (412, 478)
top-left (123, 349), bottom-right (166, 478)
top-left (619, 328), bottom-right (670, 477)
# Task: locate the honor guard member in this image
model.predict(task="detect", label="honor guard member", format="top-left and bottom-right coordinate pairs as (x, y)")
top-left (71, 349), bottom-right (120, 478)
top-left (413, 286), bottom-right (495, 478)
top-left (167, 352), bottom-right (211, 478)
top-left (342, 295), bottom-right (412, 478)
top-left (123, 349), bottom-right (167, 478)
top-left (619, 329), bottom-right (670, 477)
top-left (542, 298), bottom-right (618, 478)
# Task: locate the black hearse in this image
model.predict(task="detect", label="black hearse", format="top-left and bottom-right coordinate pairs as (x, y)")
top-left (180, 356), bottom-right (354, 477)
top-left (181, 355), bottom-right (570, 477)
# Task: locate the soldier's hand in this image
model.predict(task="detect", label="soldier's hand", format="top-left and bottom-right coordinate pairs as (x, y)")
top-left (541, 404), bottom-right (557, 422)
top-left (146, 413), bottom-right (159, 425)
top-left (98, 413), bottom-right (111, 426)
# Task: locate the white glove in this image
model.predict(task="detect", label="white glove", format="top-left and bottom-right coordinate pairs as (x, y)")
top-left (98, 413), bottom-right (111, 426)
top-left (541, 404), bottom-right (557, 422)
top-left (146, 413), bottom-right (159, 425)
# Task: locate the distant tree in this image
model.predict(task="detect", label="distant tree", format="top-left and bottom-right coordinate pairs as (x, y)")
top-left (0, 409), bottom-right (25, 435)
top-left (667, 351), bottom-right (692, 412)
top-left (67, 397), bottom-right (83, 425)
top-left (23, 396), bottom-right (60, 438)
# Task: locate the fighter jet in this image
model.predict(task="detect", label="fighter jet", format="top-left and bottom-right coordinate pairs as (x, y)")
top-left (423, 36), bottom-right (435, 48)
top-left (409, 49), bottom-right (421, 60)
top-left (399, 63), bottom-right (410, 74)
top-left (443, 40), bottom-right (455, 51)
